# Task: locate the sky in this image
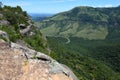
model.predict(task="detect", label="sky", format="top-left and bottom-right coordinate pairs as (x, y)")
top-left (1, 0), bottom-right (120, 13)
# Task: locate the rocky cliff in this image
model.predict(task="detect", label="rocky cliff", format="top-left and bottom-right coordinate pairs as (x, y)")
top-left (0, 5), bottom-right (78, 80)
top-left (0, 32), bottom-right (78, 80)
top-left (0, 5), bottom-right (48, 53)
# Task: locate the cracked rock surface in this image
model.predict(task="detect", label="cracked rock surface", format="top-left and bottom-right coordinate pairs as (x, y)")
top-left (0, 40), bottom-right (78, 80)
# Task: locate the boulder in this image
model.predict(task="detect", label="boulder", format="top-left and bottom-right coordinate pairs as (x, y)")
top-left (0, 20), bottom-right (9, 25)
top-left (0, 39), bottom-right (78, 80)
top-left (20, 24), bottom-right (32, 35)
top-left (19, 24), bottom-right (26, 29)
top-left (0, 30), bottom-right (10, 42)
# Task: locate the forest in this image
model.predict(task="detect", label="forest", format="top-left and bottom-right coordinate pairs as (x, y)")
top-left (47, 37), bottom-right (120, 80)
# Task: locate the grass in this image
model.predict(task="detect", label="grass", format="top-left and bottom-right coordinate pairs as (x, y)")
top-left (40, 24), bottom-right (60, 36)
top-left (39, 21), bottom-right (108, 40)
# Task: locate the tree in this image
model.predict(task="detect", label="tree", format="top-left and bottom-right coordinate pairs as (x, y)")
top-left (0, 2), bottom-right (3, 8)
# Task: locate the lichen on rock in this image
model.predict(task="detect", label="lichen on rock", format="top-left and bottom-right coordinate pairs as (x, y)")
top-left (0, 35), bottom-right (78, 80)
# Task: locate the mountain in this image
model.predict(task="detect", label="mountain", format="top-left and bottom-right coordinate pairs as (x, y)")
top-left (38, 6), bottom-right (120, 40)
top-left (36, 6), bottom-right (120, 80)
top-left (0, 5), bottom-right (78, 80)
top-left (1, 5), bottom-right (120, 80)
top-left (29, 13), bottom-right (53, 22)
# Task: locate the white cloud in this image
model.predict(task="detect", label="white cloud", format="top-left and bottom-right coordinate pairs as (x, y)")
top-left (98, 4), bottom-right (113, 8)
top-left (104, 4), bottom-right (113, 7)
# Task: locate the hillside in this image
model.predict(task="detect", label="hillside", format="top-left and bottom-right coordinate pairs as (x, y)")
top-left (0, 5), bottom-right (78, 80)
top-left (36, 6), bottom-right (120, 80)
top-left (0, 5), bottom-right (48, 53)
top-left (1, 5), bottom-right (120, 80)
top-left (47, 37), bottom-right (120, 80)
top-left (38, 6), bottom-right (120, 40)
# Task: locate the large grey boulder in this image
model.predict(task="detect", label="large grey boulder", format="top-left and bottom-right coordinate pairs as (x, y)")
top-left (0, 20), bottom-right (9, 25)
top-left (0, 30), bottom-right (78, 80)
top-left (20, 24), bottom-right (33, 35)
top-left (0, 30), bottom-right (9, 42)
top-left (19, 24), bottom-right (26, 29)
top-left (10, 40), bottom-right (78, 80)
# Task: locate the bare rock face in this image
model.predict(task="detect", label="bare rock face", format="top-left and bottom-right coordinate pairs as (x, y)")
top-left (19, 22), bottom-right (34, 36)
top-left (0, 30), bottom-right (10, 42)
top-left (0, 20), bottom-right (9, 25)
top-left (0, 40), bottom-right (78, 80)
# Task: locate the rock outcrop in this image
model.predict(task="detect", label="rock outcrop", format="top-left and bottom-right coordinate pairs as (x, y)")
top-left (0, 33), bottom-right (78, 80)
top-left (20, 25), bottom-right (32, 35)
top-left (0, 13), bottom-right (9, 25)
top-left (0, 30), bottom-right (10, 42)
top-left (19, 21), bottom-right (35, 36)
top-left (0, 20), bottom-right (9, 25)
top-left (0, 6), bottom-right (78, 79)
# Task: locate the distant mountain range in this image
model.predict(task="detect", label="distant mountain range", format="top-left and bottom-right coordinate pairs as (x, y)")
top-left (29, 13), bottom-right (53, 22)
top-left (37, 6), bottom-right (120, 40)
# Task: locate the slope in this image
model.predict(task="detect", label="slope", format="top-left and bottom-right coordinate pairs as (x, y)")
top-left (0, 4), bottom-right (78, 80)
top-left (35, 6), bottom-right (120, 80)
top-left (38, 6), bottom-right (120, 40)
top-left (0, 5), bottom-right (48, 53)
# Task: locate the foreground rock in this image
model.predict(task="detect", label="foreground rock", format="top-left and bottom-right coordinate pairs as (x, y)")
top-left (0, 39), bottom-right (78, 80)
top-left (0, 30), bottom-right (10, 42)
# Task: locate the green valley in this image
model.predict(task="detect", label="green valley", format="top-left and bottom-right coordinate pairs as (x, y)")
top-left (47, 37), bottom-right (120, 80)
top-left (36, 6), bottom-right (120, 80)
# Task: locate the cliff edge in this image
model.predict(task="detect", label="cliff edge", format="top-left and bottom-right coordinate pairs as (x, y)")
top-left (0, 35), bottom-right (78, 80)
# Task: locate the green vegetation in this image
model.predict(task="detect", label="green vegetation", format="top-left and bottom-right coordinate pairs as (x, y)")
top-left (36, 6), bottom-right (120, 80)
top-left (38, 6), bottom-right (120, 40)
top-left (1, 4), bottom-right (120, 80)
top-left (0, 5), bottom-right (48, 54)
top-left (48, 37), bottom-right (120, 80)
top-left (1, 5), bottom-right (28, 25)
top-left (22, 27), bottom-right (47, 53)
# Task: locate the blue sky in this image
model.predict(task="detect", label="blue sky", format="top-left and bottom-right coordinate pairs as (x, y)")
top-left (1, 0), bottom-right (120, 13)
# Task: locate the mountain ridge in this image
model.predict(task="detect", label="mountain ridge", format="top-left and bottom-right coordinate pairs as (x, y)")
top-left (36, 5), bottom-right (120, 80)
top-left (38, 6), bottom-right (120, 40)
